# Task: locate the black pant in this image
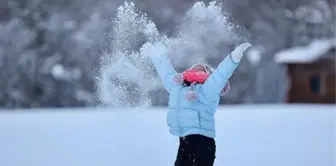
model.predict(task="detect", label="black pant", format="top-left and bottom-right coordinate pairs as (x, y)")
top-left (174, 134), bottom-right (216, 166)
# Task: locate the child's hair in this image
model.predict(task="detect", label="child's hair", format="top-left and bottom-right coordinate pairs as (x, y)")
top-left (183, 80), bottom-right (192, 87)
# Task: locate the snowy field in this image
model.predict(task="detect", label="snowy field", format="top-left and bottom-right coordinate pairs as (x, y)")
top-left (0, 105), bottom-right (335, 166)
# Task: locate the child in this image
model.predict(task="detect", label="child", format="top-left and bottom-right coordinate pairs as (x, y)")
top-left (141, 41), bottom-right (252, 166)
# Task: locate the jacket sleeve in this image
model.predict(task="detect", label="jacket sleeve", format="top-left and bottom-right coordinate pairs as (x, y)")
top-left (201, 55), bottom-right (239, 98)
top-left (150, 53), bottom-right (178, 93)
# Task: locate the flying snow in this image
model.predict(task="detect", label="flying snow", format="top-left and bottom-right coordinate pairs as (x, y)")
top-left (98, 1), bottom-right (242, 107)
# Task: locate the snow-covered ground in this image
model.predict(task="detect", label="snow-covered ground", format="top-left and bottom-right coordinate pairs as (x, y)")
top-left (0, 105), bottom-right (335, 166)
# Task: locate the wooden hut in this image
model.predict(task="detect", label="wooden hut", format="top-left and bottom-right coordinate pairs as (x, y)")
top-left (275, 39), bottom-right (335, 103)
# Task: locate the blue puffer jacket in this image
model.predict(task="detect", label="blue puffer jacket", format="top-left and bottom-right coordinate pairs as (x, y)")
top-left (150, 53), bottom-right (239, 138)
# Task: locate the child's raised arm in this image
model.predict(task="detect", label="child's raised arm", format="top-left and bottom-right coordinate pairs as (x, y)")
top-left (201, 43), bottom-right (252, 98)
top-left (141, 42), bottom-right (178, 93)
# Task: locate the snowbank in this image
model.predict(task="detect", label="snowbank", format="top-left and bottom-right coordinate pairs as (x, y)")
top-left (0, 105), bottom-right (335, 166)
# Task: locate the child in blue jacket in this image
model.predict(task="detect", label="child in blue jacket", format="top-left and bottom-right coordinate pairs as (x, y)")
top-left (141, 41), bottom-right (252, 166)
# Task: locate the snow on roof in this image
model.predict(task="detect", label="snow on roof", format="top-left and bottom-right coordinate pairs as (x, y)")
top-left (274, 39), bottom-right (335, 64)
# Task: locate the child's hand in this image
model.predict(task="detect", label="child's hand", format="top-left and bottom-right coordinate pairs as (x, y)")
top-left (230, 42), bottom-right (252, 63)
